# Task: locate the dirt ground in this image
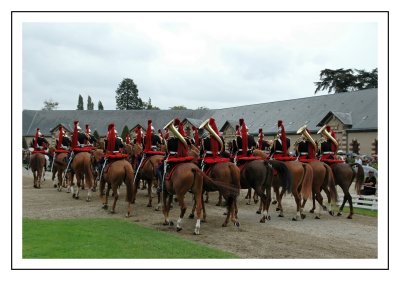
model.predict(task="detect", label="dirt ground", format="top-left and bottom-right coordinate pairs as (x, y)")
top-left (22, 169), bottom-right (377, 260)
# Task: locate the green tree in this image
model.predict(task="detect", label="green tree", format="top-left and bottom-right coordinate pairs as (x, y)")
top-left (169, 105), bottom-right (188, 110)
top-left (42, 99), bottom-right (59, 110)
top-left (87, 96), bottom-right (94, 110)
top-left (115, 78), bottom-right (144, 110)
top-left (196, 106), bottom-right (209, 110)
top-left (98, 101), bottom-right (104, 110)
top-left (314, 68), bottom-right (378, 94)
top-left (145, 98), bottom-right (160, 110)
top-left (77, 94), bottom-right (84, 110)
top-left (121, 125), bottom-right (130, 142)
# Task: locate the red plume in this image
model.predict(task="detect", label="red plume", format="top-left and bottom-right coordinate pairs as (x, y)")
top-left (72, 121), bottom-right (79, 148)
top-left (177, 122), bottom-right (187, 157)
top-left (330, 128), bottom-right (338, 152)
top-left (209, 118), bottom-right (220, 156)
top-left (144, 120), bottom-right (152, 151)
top-left (135, 127), bottom-right (142, 145)
top-left (240, 119), bottom-right (248, 154)
top-left (85, 124), bottom-right (90, 145)
top-left (57, 126), bottom-right (63, 149)
top-left (34, 128), bottom-right (40, 149)
top-left (278, 120), bottom-right (287, 155)
top-left (192, 126), bottom-right (199, 147)
top-left (174, 118), bottom-right (180, 126)
top-left (107, 123), bottom-right (116, 152)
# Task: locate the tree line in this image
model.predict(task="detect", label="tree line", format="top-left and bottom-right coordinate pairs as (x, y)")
top-left (41, 68), bottom-right (377, 110)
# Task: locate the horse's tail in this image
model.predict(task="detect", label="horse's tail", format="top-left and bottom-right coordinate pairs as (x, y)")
top-left (124, 161), bottom-right (135, 203)
top-left (300, 163), bottom-right (313, 200)
top-left (351, 163), bottom-right (365, 195)
top-left (267, 160), bottom-right (292, 194)
top-left (192, 168), bottom-right (240, 197)
top-left (82, 153), bottom-right (94, 188)
top-left (323, 162), bottom-right (337, 202)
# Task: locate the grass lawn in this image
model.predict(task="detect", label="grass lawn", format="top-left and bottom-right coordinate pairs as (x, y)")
top-left (23, 218), bottom-right (238, 259)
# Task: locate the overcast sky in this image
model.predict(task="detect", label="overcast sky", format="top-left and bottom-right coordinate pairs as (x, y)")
top-left (21, 12), bottom-right (379, 110)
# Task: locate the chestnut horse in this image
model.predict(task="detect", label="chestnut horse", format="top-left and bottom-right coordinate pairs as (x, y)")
top-left (300, 161), bottom-right (337, 219)
top-left (240, 159), bottom-right (291, 223)
top-left (190, 161), bottom-right (241, 227)
top-left (331, 163), bottom-right (364, 219)
top-left (68, 151), bottom-right (95, 201)
top-left (162, 161), bottom-right (236, 235)
top-left (48, 147), bottom-right (68, 191)
top-left (272, 161), bottom-right (313, 221)
top-left (29, 152), bottom-right (46, 188)
top-left (92, 149), bottom-right (135, 217)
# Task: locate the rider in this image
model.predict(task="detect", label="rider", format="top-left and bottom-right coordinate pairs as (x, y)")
top-left (125, 133), bottom-right (131, 145)
top-left (104, 124), bottom-right (124, 153)
top-left (84, 124), bottom-right (97, 146)
top-left (200, 117), bottom-right (224, 158)
top-left (295, 127), bottom-right (317, 160)
top-left (233, 118), bottom-right (256, 157)
top-left (31, 128), bottom-right (49, 152)
top-left (270, 120), bottom-right (291, 159)
top-left (56, 126), bottom-right (71, 150)
top-left (257, 128), bottom-right (271, 152)
top-left (319, 125), bottom-right (338, 160)
top-left (144, 120), bottom-right (162, 152)
top-left (192, 125), bottom-right (200, 148)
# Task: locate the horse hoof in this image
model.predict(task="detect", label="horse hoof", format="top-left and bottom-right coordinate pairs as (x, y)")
top-left (72, 194), bottom-right (75, 198)
top-left (216, 203), bottom-right (221, 206)
top-left (276, 207), bottom-right (281, 212)
top-left (259, 218), bottom-right (265, 223)
top-left (235, 221), bottom-right (240, 227)
top-left (188, 214), bottom-right (194, 219)
top-left (163, 222), bottom-right (169, 226)
top-left (272, 200), bottom-right (277, 205)
top-left (86, 198), bottom-right (91, 202)
top-left (246, 202), bottom-right (251, 205)
top-left (329, 211), bottom-right (335, 216)
top-left (201, 219), bottom-right (207, 223)
top-left (292, 217), bottom-right (298, 221)
top-left (53, 184), bottom-right (57, 188)
top-left (169, 221), bottom-right (174, 226)
top-left (109, 210), bottom-right (115, 214)
top-left (75, 196), bottom-right (79, 200)
top-left (337, 212), bottom-right (343, 217)
top-left (125, 213), bottom-right (131, 218)
top-left (222, 223), bottom-right (227, 227)
top-left (309, 209), bottom-right (314, 213)
top-left (347, 215), bottom-right (353, 219)
top-left (102, 205), bottom-right (108, 210)
top-left (177, 227), bottom-right (182, 232)
top-left (147, 204), bottom-right (152, 208)
top-left (254, 200), bottom-right (259, 204)
top-left (256, 210), bottom-right (261, 214)
top-left (301, 214), bottom-right (306, 220)
top-left (315, 216), bottom-right (320, 219)
top-left (322, 206), bottom-right (327, 211)
top-left (223, 212), bottom-right (228, 216)
top-left (154, 207), bottom-right (160, 212)
top-left (278, 214), bottom-right (284, 218)
top-left (204, 200), bottom-right (209, 203)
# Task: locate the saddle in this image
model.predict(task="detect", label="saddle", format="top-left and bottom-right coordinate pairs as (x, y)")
top-left (105, 152), bottom-right (129, 160)
top-left (73, 146), bottom-right (96, 153)
top-left (164, 156), bottom-right (194, 181)
top-left (320, 159), bottom-right (345, 166)
top-left (32, 150), bottom-right (47, 155)
top-left (202, 156), bottom-right (231, 176)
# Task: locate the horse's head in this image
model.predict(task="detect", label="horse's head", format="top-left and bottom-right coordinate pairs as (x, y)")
top-left (92, 149), bottom-right (104, 163)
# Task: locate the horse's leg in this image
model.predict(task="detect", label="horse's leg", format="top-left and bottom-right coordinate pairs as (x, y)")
top-left (194, 190), bottom-right (203, 235)
top-left (245, 188), bottom-right (251, 199)
top-left (100, 180), bottom-right (108, 210)
top-left (274, 186), bottom-right (284, 217)
top-left (176, 193), bottom-right (187, 232)
top-left (292, 191), bottom-right (304, 221)
top-left (162, 189), bottom-right (171, 225)
top-left (52, 168), bottom-right (57, 188)
top-left (73, 173), bottom-right (81, 199)
top-left (253, 192), bottom-right (259, 204)
top-left (216, 191), bottom-right (222, 206)
top-left (33, 170), bottom-right (38, 188)
top-left (204, 191), bottom-right (209, 203)
top-left (110, 187), bottom-right (119, 214)
top-left (321, 185), bottom-right (334, 216)
top-left (146, 179), bottom-right (152, 207)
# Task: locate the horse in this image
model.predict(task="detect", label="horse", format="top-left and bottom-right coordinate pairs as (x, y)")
top-left (330, 162), bottom-right (364, 219)
top-left (29, 152), bottom-right (46, 188)
top-left (189, 161), bottom-right (241, 227)
top-left (240, 159), bottom-right (291, 223)
top-left (68, 151), bottom-right (95, 201)
top-left (48, 147), bottom-right (69, 191)
top-left (92, 149), bottom-right (135, 217)
top-left (271, 160), bottom-right (313, 221)
top-left (161, 161), bottom-right (236, 235)
top-left (300, 160), bottom-right (337, 219)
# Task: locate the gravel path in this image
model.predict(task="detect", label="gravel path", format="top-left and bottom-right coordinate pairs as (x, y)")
top-left (22, 169), bottom-right (377, 260)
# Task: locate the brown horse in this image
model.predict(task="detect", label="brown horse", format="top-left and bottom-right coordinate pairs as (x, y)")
top-left (331, 163), bottom-right (364, 219)
top-left (29, 152), bottom-right (46, 188)
top-left (68, 151), bottom-right (95, 201)
top-left (300, 161), bottom-right (337, 219)
top-left (162, 161), bottom-right (236, 235)
top-left (240, 159), bottom-right (291, 223)
top-left (134, 154), bottom-right (164, 208)
top-left (92, 149), bottom-right (135, 217)
top-left (190, 161), bottom-right (241, 227)
top-left (48, 147), bottom-right (68, 191)
top-left (272, 160), bottom-right (313, 221)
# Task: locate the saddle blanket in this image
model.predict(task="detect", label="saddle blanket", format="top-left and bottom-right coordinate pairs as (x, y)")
top-left (55, 149), bottom-right (69, 154)
top-left (73, 146), bottom-right (96, 153)
top-left (143, 150), bottom-right (165, 156)
top-left (105, 153), bottom-right (129, 159)
top-left (202, 156), bottom-right (231, 165)
top-left (273, 155), bottom-right (297, 161)
top-left (32, 150), bottom-right (47, 154)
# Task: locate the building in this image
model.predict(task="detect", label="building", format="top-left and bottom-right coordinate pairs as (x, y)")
top-left (22, 88), bottom-right (377, 155)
